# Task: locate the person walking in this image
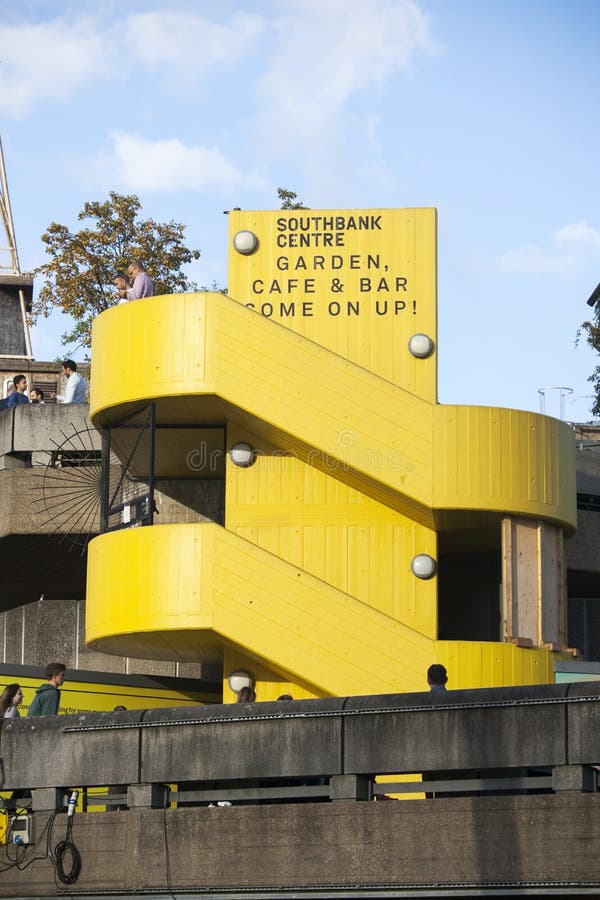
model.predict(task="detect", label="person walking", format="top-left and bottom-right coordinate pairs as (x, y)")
top-left (27, 663), bottom-right (66, 716)
top-left (0, 683), bottom-right (23, 718)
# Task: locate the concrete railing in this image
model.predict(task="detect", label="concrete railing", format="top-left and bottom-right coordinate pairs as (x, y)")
top-left (2, 681), bottom-right (600, 810)
top-left (0, 403), bottom-right (98, 468)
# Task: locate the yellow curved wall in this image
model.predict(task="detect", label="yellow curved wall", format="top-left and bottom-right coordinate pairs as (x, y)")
top-left (86, 207), bottom-right (576, 699)
top-left (90, 293), bottom-right (575, 531)
top-left (86, 523), bottom-right (556, 696)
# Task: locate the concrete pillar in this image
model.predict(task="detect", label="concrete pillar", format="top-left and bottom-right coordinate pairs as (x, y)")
top-left (0, 454), bottom-right (28, 470)
top-left (128, 783), bottom-right (169, 808)
top-left (31, 450), bottom-right (52, 467)
top-left (32, 788), bottom-right (64, 812)
top-left (329, 775), bottom-right (371, 801)
top-left (552, 765), bottom-right (595, 793)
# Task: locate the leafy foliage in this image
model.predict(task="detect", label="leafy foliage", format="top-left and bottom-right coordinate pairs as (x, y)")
top-left (277, 187), bottom-right (309, 210)
top-left (580, 304), bottom-right (600, 415)
top-left (32, 192), bottom-right (200, 352)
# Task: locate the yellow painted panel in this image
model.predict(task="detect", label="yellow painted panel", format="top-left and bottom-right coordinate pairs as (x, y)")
top-left (435, 640), bottom-right (554, 689)
top-left (433, 405), bottom-right (576, 530)
top-left (225, 425), bottom-right (437, 637)
top-left (227, 209), bottom-right (437, 401)
top-left (91, 291), bottom-right (435, 523)
top-left (0, 673), bottom-right (216, 716)
top-left (87, 522), bottom-right (435, 696)
top-left (375, 773), bottom-right (424, 802)
top-left (90, 293), bottom-right (575, 532)
top-left (212, 296), bottom-right (435, 510)
top-left (90, 293), bottom-right (214, 411)
top-left (87, 523), bottom-right (558, 696)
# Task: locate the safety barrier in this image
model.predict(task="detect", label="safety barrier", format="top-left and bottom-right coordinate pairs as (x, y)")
top-left (2, 681), bottom-right (599, 811)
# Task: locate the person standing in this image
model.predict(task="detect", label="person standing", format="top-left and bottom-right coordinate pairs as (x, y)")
top-left (50, 361), bottom-right (86, 404)
top-left (27, 663), bottom-right (66, 716)
top-left (114, 271), bottom-right (132, 304)
top-left (7, 375), bottom-right (29, 407)
top-left (126, 261), bottom-right (155, 300)
top-left (0, 684), bottom-right (23, 718)
top-left (29, 388), bottom-right (45, 404)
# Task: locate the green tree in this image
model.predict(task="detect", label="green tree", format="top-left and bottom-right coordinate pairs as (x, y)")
top-left (580, 292), bottom-right (600, 415)
top-left (277, 187), bottom-right (309, 210)
top-left (32, 192), bottom-right (200, 352)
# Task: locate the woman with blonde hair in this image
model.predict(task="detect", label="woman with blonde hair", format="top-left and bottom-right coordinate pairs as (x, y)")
top-left (0, 683), bottom-right (23, 718)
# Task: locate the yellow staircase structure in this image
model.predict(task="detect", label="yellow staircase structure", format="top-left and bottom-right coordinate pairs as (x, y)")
top-left (86, 209), bottom-right (575, 701)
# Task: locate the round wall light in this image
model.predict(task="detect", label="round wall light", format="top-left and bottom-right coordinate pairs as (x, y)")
top-left (227, 669), bottom-right (254, 694)
top-left (410, 553), bottom-right (437, 579)
top-left (233, 230), bottom-right (259, 255)
top-left (408, 333), bottom-right (435, 359)
top-left (229, 442), bottom-right (256, 468)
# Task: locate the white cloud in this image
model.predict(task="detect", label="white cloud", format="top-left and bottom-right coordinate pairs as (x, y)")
top-left (254, 0), bottom-right (436, 155)
top-left (498, 245), bottom-right (577, 276)
top-left (553, 221), bottom-right (600, 249)
top-left (0, 19), bottom-right (110, 118)
top-left (108, 132), bottom-right (264, 193)
top-left (0, 9), bottom-right (264, 118)
top-left (124, 11), bottom-right (264, 78)
top-left (499, 220), bottom-right (600, 276)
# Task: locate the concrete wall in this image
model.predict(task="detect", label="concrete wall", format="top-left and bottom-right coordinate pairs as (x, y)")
top-left (2, 685), bottom-right (600, 896)
top-left (566, 446), bottom-right (600, 655)
top-left (568, 508), bottom-right (600, 573)
top-left (0, 595), bottom-right (208, 679)
top-left (568, 447), bottom-right (600, 573)
top-left (0, 291), bottom-right (27, 356)
top-left (2, 797), bottom-right (600, 897)
top-left (2, 682), bottom-right (600, 791)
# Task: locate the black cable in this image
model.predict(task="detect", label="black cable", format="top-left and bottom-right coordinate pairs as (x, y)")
top-left (18, 811), bottom-right (58, 871)
top-left (0, 810), bottom-right (59, 872)
top-left (54, 816), bottom-right (81, 885)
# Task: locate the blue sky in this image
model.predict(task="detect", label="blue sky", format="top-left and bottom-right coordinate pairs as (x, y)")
top-left (1, 0), bottom-right (599, 422)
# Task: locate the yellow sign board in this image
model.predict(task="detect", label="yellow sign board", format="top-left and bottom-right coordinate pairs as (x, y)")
top-left (228, 208), bottom-right (437, 401)
top-left (0, 671), bottom-right (218, 716)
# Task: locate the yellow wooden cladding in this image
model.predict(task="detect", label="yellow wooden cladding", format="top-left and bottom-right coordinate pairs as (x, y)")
top-left (433, 405), bottom-right (575, 523)
top-left (86, 523), bottom-right (556, 695)
top-left (227, 208), bottom-right (437, 402)
top-left (225, 424), bottom-right (437, 638)
top-left (90, 292), bottom-right (576, 531)
top-left (86, 523), bottom-right (434, 696)
top-left (435, 640), bottom-right (556, 688)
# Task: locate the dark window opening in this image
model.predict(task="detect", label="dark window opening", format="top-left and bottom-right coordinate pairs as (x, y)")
top-left (577, 492), bottom-right (600, 512)
top-left (101, 405), bottom-right (225, 532)
top-left (438, 549), bottom-right (502, 642)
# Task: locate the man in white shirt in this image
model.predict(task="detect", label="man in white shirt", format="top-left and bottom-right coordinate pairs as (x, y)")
top-left (50, 360), bottom-right (87, 404)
